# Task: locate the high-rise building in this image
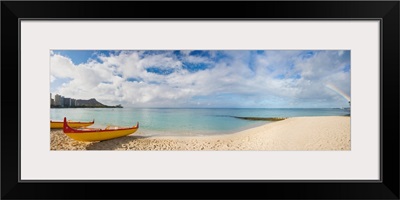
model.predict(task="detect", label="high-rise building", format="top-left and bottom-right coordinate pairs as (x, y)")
top-left (60, 96), bottom-right (64, 107)
top-left (64, 98), bottom-right (71, 107)
top-left (71, 99), bottom-right (76, 107)
top-left (54, 94), bottom-right (62, 106)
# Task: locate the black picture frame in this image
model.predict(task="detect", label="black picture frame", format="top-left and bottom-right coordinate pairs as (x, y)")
top-left (2, 1), bottom-right (399, 199)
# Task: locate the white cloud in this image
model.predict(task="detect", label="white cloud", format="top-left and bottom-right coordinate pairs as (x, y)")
top-left (180, 50), bottom-right (192, 56)
top-left (50, 54), bottom-right (76, 78)
top-left (50, 75), bottom-right (56, 82)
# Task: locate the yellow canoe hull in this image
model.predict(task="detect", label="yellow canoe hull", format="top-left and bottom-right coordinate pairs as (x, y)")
top-left (65, 128), bottom-right (138, 142)
top-left (51, 121), bottom-right (94, 129)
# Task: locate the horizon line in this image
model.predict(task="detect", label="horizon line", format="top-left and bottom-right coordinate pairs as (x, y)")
top-left (116, 107), bottom-right (350, 109)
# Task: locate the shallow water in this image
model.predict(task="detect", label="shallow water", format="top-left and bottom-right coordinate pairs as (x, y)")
top-left (51, 108), bottom-right (350, 136)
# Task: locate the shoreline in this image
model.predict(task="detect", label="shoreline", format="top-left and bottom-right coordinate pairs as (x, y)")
top-left (50, 116), bottom-right (350, 151)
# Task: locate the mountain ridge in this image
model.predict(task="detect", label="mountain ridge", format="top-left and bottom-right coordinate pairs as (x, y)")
top-left (51, 98), bottom-right (123, 108)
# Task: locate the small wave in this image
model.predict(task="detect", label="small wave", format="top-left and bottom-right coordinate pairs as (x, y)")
top-left (232, 116), bottom-right (287, 121)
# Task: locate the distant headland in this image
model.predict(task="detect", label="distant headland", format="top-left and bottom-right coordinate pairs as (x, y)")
top-left (50, 93), bottom-right (122, 108)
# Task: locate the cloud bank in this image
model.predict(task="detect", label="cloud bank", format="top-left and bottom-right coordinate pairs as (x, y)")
top-left (50, 50), bottom-right (350, 108)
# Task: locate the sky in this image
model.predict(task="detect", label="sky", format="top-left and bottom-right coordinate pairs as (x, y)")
top-left (50, 50), bottom-right (350, 108)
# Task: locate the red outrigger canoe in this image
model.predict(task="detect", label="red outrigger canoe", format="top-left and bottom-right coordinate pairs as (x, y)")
top-left (63, 117), bottom-right (139, 142)
top-left (51, 119), bottom-right (94, 129)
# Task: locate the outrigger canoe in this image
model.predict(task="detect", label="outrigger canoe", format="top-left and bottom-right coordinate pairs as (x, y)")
top-left (63, 117), bottom-right (139, 142)
top-left (51, 119), bottom-right (94, 129)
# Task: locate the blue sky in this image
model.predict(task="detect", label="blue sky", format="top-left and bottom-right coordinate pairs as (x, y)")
top-left (50, 50), bottom-right (351, 108)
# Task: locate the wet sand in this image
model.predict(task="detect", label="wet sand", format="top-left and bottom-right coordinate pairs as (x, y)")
top-left (51, 116), bottom-right (350, 151)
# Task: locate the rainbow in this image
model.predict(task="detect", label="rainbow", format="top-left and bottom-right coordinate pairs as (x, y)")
top-left (325, 83), bottom-right (350, 102)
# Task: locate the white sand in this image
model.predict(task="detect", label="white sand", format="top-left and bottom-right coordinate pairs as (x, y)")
top-left (50, 116), bottom-right (350, 151)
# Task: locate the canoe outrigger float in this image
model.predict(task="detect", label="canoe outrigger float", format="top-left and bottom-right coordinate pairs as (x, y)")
top-left (51, 119), bottom-right (94, 129)
top-left (63, 117), bottom-right (139, 142)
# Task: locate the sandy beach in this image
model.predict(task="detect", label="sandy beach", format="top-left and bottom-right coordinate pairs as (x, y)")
top-left (50, 116), bottom-right (350, 151)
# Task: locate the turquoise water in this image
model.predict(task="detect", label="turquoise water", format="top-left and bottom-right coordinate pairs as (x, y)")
top-left (50, 108), bottom-right (350, 136)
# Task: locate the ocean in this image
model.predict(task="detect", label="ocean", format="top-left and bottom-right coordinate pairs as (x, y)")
top-left (50, 108), bottom-right (350, 136)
